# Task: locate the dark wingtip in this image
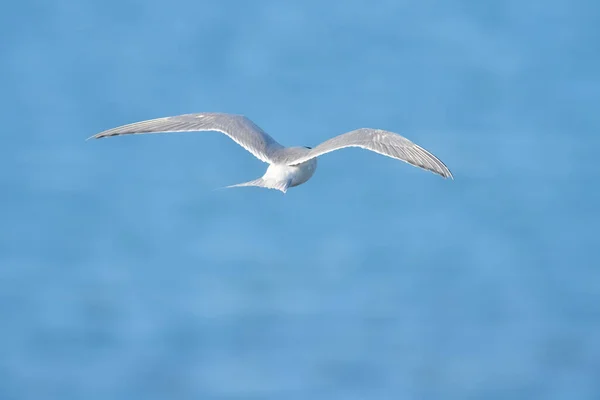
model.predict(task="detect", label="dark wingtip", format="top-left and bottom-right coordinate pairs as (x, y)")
top-left (86, 132), bottom-right (111, 141)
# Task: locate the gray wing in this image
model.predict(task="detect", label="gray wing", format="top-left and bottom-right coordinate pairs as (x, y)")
top-left (88, 112), bottom-right (284, 163)
top-left (278, 128), bottom-right (453, 179)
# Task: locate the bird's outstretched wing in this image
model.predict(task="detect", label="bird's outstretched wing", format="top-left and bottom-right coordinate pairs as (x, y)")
top-left (88, 112), bottom-right (284, 163)
top-left (276, 128), bottom-right (453, 179)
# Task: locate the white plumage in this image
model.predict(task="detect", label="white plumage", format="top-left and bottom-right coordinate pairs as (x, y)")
top-left (89, 112), bottom-right (453, 193)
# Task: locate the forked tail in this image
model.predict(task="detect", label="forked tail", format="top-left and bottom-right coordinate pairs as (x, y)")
top-left (219, 177), bottom-right (291, 194)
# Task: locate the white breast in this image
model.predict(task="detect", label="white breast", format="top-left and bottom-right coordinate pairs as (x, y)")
top-left (263, 158), bottom-right (318, 188)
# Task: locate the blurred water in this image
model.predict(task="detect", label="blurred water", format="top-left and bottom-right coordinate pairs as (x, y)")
top-left (1, 0), bottom-right (599, 399)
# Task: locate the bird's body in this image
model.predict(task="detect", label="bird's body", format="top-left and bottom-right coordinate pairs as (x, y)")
top-left (225, 156), bottom-right (317, 193)
top-left (89, 112), bottom-right (452, 193)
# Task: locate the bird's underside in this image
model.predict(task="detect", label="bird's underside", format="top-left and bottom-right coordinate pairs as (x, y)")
top-left (89, 112), bottom-right (453, 193)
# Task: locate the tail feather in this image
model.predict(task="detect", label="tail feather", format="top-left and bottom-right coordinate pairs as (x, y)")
top-left (220, 178), bottom-right (291, 193)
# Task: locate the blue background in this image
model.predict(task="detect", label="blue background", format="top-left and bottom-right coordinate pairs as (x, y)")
top-left (2, 0), bottom-right (599, 398)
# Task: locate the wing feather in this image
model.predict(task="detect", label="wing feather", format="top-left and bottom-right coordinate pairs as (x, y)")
top-left (88, 112), bottom-right (284, 163)
top-left (279, 128), bottom-right (453, 179)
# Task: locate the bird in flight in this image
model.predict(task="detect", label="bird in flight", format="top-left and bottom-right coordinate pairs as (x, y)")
top-left (89, 112), bottom-right (453, 193)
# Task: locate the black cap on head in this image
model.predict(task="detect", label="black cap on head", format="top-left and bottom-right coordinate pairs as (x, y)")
top-left (304, 146), bottom-right (312, 149)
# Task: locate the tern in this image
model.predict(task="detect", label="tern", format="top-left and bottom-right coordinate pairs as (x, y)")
top-left (89, 112), bottom-right (453, 193)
